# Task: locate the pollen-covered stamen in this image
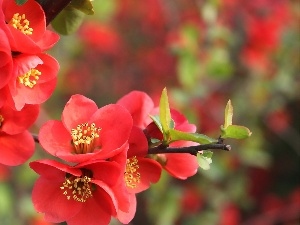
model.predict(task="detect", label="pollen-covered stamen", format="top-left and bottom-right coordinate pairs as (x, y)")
top-left (0, 115), bottom-right (4, 128)
top-left (60, 175), bottom-right (93, 202)
top-left (71, 123), bottom-right (101, 154)
top-left (8, 13), bottom-right (33, 35)
top-left (18, 68), bottom-right (41, 88)
top-left (124, 156), bottom-right (141, 188)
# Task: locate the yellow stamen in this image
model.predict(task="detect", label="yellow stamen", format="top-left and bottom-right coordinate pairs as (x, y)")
top-left (124, 156), bottom-right (141, 188)
top-left (0, 115), bottom-right (4, 128)
top-left (60, 175), bottom-right (92, 202)
top-left (71, 123), bottom-right (101, 154)
top-left (8, 13), bottom-right (33, 35)
top-left (18, 68), bottom-right (41, 88)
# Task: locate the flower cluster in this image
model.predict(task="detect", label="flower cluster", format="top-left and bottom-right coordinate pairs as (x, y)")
top-left (0, 0), bottom-right (59, 166)
top-left (30, 91), bottom-right (199, 224)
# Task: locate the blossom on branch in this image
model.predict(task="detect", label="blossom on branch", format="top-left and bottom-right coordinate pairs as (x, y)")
top-left (30, 159), bottom-right (127, 225)
top-left (118, 90), bottom-right (199, 180)
top-left (38, 94), bottom-right (133, 163)
top-left (2, 0), bottom-right (59, 53)
top-left (5, 53), bottom-right (59, 110)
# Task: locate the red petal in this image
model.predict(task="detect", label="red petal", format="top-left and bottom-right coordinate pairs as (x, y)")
top-left (0, 103), bottom-right (39, 134)
top-left (32, 177), bottom-right (82, 223)
top-left (67, 189), bottom-right (112, 225)
top-left (30, 160), bottom-right (82, 180)
top-left (117, 91), bottom-right (154, 128)
top-left (39, 120), bottom-right (74, 158)
top-left (127, 126), bottom-right (148, 157)
top-left (75, 160), bottom-right (122, 187)
top-left (129, 157), bottom-right (162, 193)
top-left (0, 29), bottom-right (12, 89)
top-left (90, 104), bottom-right (133, 157)
top-left (62, 94), bottom-right (98, 131)
top-left (164, 153), bottom-right (198, 179)
top-left (0, 131), bottom-right (34, 166)
top-left (11, 76), bottom-right (57, 110)
top-left (92, 180), bottom-right (119, 215)
top-left (36, 30), bottom-right (60, 51)
top-left (117, 193), bottom-right (136, 224)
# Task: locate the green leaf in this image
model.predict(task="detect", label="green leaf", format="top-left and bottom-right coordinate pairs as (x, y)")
top-left (202, 150), bottom-right (213, 158)
top-left (224, 99), bottom-right (233, 129)
top-left (169, 129), bottom-right (217, 144)
top-left (159, 88), bottom-right (172, 138)
top-left (197, 153), bottom-right (212, 170)
top-left (15, 0), bottom-right (27, 5)
top-left (221, 125), bottom-right (252, 139)
top-left (149, 115), bottom-right (163, 133)
top-left (51, 6), bottom-right (85, 35)
top-left (70, 0), bottom-right (94, 15)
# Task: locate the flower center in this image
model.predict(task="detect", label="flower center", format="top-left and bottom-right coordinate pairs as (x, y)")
top-left (0, 115), bottom-right (4, 128)
top-left (71, 122), bottom-right (101, 154)
top-left (9, 13), bottom-right (33, 35)
top-left (18, 68), bottom-right (41, 88)
top-left (60, 174), bottom-right (93, 202)
top-left (124, 156), bottom-right (141, 189)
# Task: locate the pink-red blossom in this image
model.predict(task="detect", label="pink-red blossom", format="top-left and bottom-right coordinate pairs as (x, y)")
top-left (30, 159), bottom-right (128, 225)
top-left (39, 94), bottom-right (133, 163)
top-left (2, 0), bottom-right (59, 53)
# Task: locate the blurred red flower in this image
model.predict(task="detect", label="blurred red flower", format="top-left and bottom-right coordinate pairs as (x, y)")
top-left (79, 22), bottom-right (122, 55)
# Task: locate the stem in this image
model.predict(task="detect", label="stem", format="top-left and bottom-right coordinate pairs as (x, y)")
top-left (32, 133), bottom-right (230, 155)
top-left (148, 144), bottom-right (231, 155)
top-left (35, 0), bottom-right (72, 25)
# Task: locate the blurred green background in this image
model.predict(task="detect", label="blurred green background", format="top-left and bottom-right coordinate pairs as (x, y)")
top-left (0, 0), bottom-right (299, 224)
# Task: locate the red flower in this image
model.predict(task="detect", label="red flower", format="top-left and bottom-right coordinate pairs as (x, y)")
top-left (4, 53), bottom-right (59, 110)
top-left (0, 131), bottom-right (35, 166)
top-left (110, 135), bottom-right (162, 224)
top-left (30, 159), bottom-right (126, 225)
top-left (39, 94), bottom-right (133, 163)
top-left (2, 0), bottom-right (59, 53)
top-left (116, 92), bottom-right (163, 223)
top-left (118, 90), bottom-right (198, 180)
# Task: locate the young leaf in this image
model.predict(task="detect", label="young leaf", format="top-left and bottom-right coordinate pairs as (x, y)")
top-left (224, 99), bottom-right (233, 129)
top-left (51, 6), bottom-right (85, 35)
top-left (159, 88), bottom-right (172, 137)
top-left (15, 0), bottom-right (27, 5)
top-left (149, 115), bottom-right (163, 133)
top-left (197, 153), bottom-right (212, 170)
top-left (221, 125), bottom-right (252, 139)
top-left (202, 150), bottom-right (213, 158)
top-left (70, 0), bottom-right (94, 15)
top-left (169, 129), bottom-right (217, 144)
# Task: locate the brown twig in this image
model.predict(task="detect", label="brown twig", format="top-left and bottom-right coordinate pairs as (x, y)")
top-left (148, 144), bottom-right (231, 155)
